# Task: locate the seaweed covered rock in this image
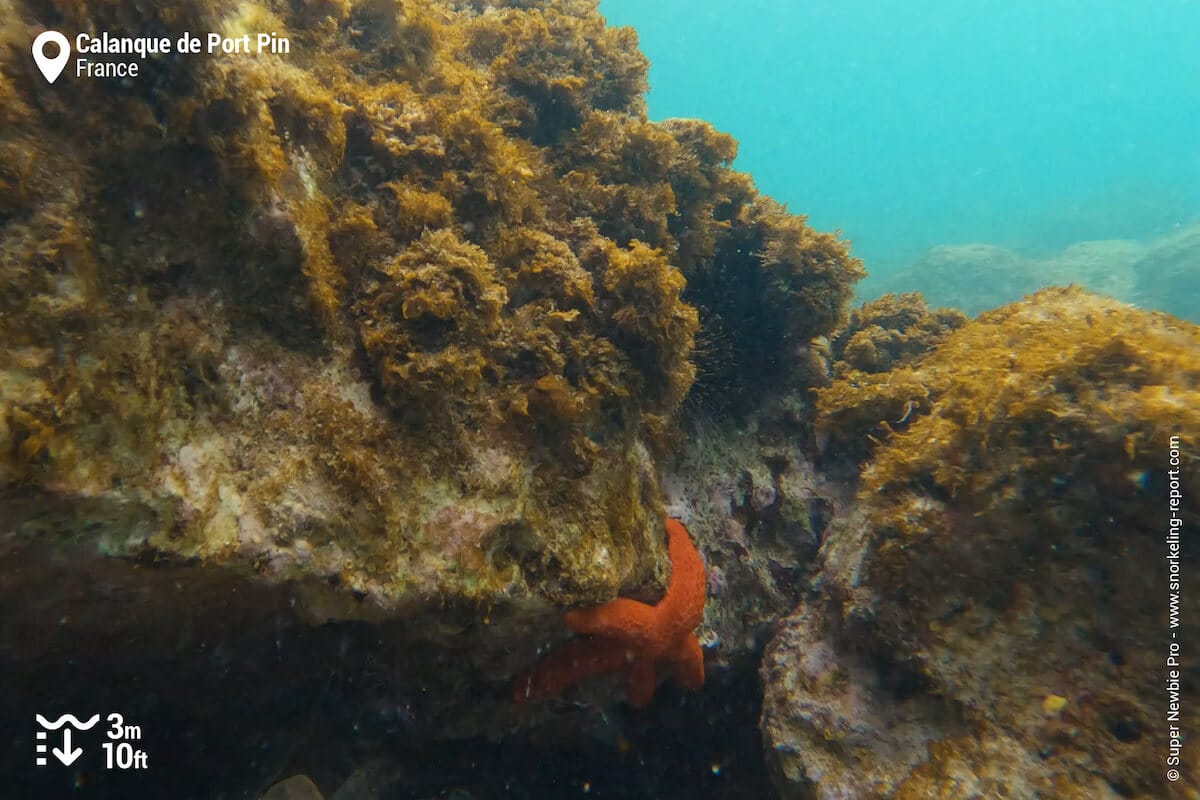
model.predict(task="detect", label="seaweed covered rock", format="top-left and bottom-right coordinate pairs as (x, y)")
top-left (763, 287), bottom-right (1200, 799)
top-left (830, 291), bottom-right (966, 374)
top-left (0, 0), bottom-right (861, 604)
top-left (814, 292), bottom-right (964, 465)
top-left (555, 111), bottom-right (866, 414)
top-left (679, 189), bottom-right (865, 415)
top-left (0, 2), bottom-right (864, 768)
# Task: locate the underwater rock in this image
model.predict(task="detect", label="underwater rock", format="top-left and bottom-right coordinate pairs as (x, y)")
top-left (864, 238), bottom-right (1142, 316)
top-left (814, 292), bottom-right (963, 469)
top-left (0, 0), bottom-right (860, 610)
top-left (763, 287), bottom-right (1200, 798)
top-left (1132, 221), bottom-right (1200, 322)
top-left (0, 6), bottom-right (865, 788)
top-left (0, 0), bottom-right (864, 609)
top-left (261, 775), bottom-right (324, 800)
top-left (829, 291), bottom-right (967, 375)
top-left (660, 402), bottom-right (846, 679)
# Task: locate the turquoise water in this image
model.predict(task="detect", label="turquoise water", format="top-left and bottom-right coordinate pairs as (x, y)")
top-left (599, 0), bottom-right (1200, 280)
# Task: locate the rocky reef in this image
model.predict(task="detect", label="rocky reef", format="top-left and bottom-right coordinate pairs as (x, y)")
top-left (1, 0), bottom-right (862, 795)
top-left (765, 287), bottom-right (1200, 799)
top-left (813, 292), bottom-right (966, 468)
top-left (862, 220), bottom-right (1200, 322)
top-left (2, 1), bottom-right (1197, 799)
top-left (1, 0), bottom-right (860, 609)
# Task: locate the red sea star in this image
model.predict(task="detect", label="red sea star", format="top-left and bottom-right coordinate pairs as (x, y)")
top-left (513, 517), bottom-right (707, 708)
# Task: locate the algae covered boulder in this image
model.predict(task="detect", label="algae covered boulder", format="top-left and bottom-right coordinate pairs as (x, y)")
top-left (813, 291), bottom-right (965, 467)
top-left (0, 0), bottom-right (861, 610)
top-left (0, 6), bottom-right (865, 786)
top-left (763, 287), bottom-right (1200, 799)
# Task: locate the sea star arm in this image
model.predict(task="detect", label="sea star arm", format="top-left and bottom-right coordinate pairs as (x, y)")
top-left (658, 517), bottom-right (707, 628)
top-left (512, 635), bottom-right (633, 708)
top-left (667, 632), bottom-right (705, 691)
top-left (623, 655), bottom-right (659, 708)
top-left (563, 597), bottom-right (658, 644)
top-left (512, 518), bottom-right (708, 708)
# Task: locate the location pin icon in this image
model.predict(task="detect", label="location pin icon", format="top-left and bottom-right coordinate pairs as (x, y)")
top-left (32, 31), bottom-right (70, 84)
